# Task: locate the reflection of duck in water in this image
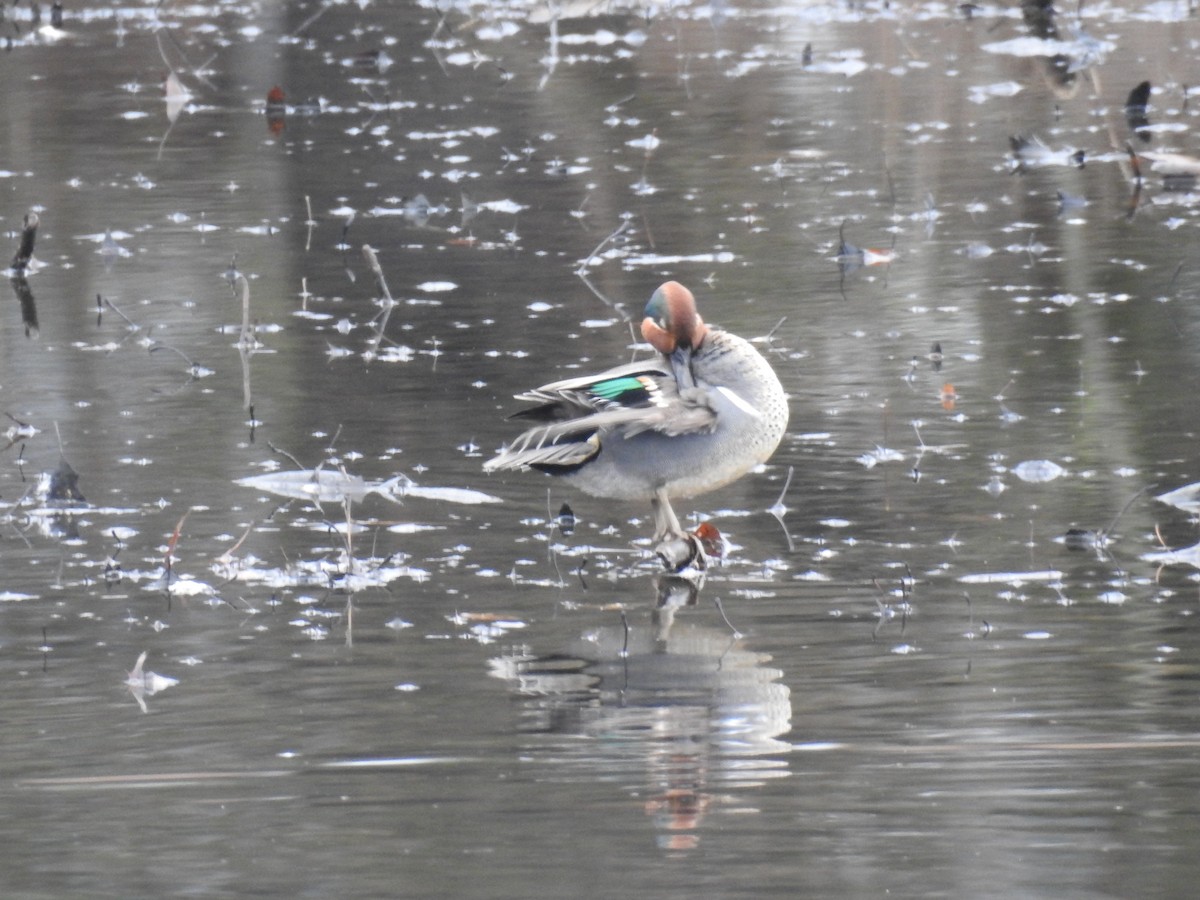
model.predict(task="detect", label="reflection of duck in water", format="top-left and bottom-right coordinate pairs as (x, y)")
top-left (489, 577), bottom-right (792, 850)
top-left (485, 282), bottom-right (789, 569)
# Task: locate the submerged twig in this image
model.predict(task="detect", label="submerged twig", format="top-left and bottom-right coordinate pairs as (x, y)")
top-left (267, 442), bottom-right (308, 471)
top-left (576, 218), bottom-right (631, 275)
top-left (234, 273), bottom-right (255, 349)
top-left (362, 245), bottom-right (398, 356)
top-left (768, 465), bottom-right (796, 552)
top-left (714, 597), bottom-right (742, 639)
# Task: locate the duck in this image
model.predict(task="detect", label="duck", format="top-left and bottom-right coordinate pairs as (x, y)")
top-left (484, 281), bottom-right (789, 564)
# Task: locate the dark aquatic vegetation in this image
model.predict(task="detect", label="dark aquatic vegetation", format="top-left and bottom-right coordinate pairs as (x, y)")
top-left (554, 501), bottom-right (575, 536)
top-left (928, 342), bottom-right (943, 373)
top-left (1063, 528), bottom-right (1101, 551)
top-left (9, 210), bottom-right (38, 273)
top-left (8, 271), bottom-right (38, 336)
top-left (1124, 80), bottom-right (1152, 142)
top-left (45, 459), bottom-right (85, 504)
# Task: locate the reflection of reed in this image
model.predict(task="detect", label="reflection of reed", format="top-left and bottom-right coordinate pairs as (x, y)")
top-left (9, 274), bottom-right (38, 337)
top-left (10, 211), bottom-right (38, 272)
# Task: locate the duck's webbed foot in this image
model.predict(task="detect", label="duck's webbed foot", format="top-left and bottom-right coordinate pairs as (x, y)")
top-left (655, 533), bottom-right (708, 572)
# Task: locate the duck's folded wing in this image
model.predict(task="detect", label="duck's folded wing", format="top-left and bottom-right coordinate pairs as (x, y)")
top-left (509, 360), bottom-right (675, 422)
top-left (485, 390), bottom-right (717, 472)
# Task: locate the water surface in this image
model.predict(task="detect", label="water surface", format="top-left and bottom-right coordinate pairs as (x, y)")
top-left (2, 1), bottom-right (1200, 897)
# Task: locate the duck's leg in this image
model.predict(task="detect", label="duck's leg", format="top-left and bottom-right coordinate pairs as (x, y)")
top-left (651, 488), bottom-right (707, 572)
top-left (651, 487), bottom-right (684, 542)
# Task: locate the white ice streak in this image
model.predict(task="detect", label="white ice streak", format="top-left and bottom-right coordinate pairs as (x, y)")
top-left (959, 570), bottom-right (1064, 585)
top-left (236, 469), bottom-right (502, 505)
top-left (1156, 482), bottom-right (1200, 513)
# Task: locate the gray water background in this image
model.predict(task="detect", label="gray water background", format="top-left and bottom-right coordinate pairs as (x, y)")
top-left (2, 1), bottom-right (1200, 897)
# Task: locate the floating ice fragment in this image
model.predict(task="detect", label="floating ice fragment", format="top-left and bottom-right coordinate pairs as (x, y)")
top-left (1012, 459), bottom-right (1065, 483)
top-left (237, 469), bottom-right (501, 505)
top-left (238, 470), bottom-right (412, 504)
top-left (626, 133), bottom-right (661, 151)
top-left (164, 577), bottom-right (214, 597)
top-left (623, 251), bottom-right (736, 267)
top-left (386, 523), bottom-right (444, 534)
top-left (982, 35), bottom-right (1112, 61)
top-left (478, 199), bottom-right (526, 214)
top-left (559, 29), bottom-right (624, 46)
top-left (1009, 135), bottom-right (1084, 169)
top-left (969, 81), bottom-right (1022, 103)
top-left (126, 651), bottom-right (179, 712)
top-left (960, 570), bottom-right (1063, 585)
top-left (858, 446), bottom-right (905, 469)
top-left (1142, 540), bottom-right (1200, 569)
top-left (476, 21), bottom-right (519, 40)
top-left (806, 52), bottom-right (868, 77)
top-left (407, 485), bottom-right (502, 505)
top-left (416, 281), bottom-right (457, 292)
